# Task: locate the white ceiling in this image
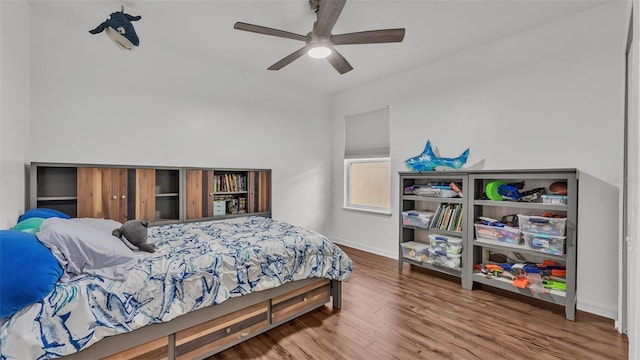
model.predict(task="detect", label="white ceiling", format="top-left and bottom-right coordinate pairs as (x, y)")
top-left (35, 0), bottom-right (611, 94)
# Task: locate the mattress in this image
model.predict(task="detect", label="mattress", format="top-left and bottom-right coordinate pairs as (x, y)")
top-left (0, 216), bottom-right (353, 359)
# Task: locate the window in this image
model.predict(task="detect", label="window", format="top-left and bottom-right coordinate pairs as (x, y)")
top-left (344, 107), bottom-right (390, 214)
top-left (345, 158), bottom-right (390, 211)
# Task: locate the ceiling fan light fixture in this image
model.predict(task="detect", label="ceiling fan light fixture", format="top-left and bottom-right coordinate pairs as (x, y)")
top-left (308, 45), bottom-right (332, 59)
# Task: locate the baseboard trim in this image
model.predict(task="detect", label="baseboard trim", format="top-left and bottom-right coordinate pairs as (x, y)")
top-left (329, 236), bottom-right (396, 260)
top-left (577, 299), bottom-right (617, 320)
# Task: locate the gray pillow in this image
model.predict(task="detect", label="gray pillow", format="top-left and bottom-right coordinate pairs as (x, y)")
top-left (37, 218), bottom-right (137, 282)
top-left (71, 218), bottom-right (123, 235)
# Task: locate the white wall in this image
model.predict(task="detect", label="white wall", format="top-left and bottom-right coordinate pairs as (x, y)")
top-left (329, 2), bottom-right (627, 320)
top-left (0, 0), bottom-right (30, 228)
top-left (27, 3), bottom-right (332, 233)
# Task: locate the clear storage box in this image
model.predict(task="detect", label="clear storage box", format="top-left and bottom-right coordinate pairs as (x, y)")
top-left (518, 215), bottom-right (566, 236)
top-left (428, 234), bottom-right (463, 254)
top-left (523, 231), bottom-right (566, 255)
top-left (474, 223), bottom-right (521, 244)
top-left (541, 195), bottom-right (568, 205)
top-left (401, 210), bottom-right (434, 228)
top-left (429, 249), bottom-right (461, 269)
top-left (413, 187), bottom-right (457, 198)
top-left (401, 241), bottom-right (430, 262)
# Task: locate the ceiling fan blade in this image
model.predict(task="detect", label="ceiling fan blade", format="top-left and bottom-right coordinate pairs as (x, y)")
top-left (234, 22), bottom-right (308, 42)
top-left (331, 28), bottom-right (406, 45)
top-left (314, 0), bottom-right (346, 38)
top-left (267, 47), bottom-right (308, 71)
top-left (326, 48), bottom-right (353, 74)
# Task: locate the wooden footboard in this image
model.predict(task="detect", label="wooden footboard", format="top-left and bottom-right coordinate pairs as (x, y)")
top-left (62, 278), bottom-right (342, 360)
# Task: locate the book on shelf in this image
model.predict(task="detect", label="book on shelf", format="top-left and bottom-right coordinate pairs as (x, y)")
top-left (238, 197), bottom-right (246, 213)
top-left (430, 203), bottom-right (463, 232)
top-left (214, 173), bottom-right (247, 193)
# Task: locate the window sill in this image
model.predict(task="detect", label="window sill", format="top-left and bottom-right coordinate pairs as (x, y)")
top-left (342, 206), bottom-right (392, 217)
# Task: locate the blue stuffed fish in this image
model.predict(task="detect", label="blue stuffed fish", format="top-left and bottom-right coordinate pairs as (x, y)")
top-left (404, 140), bottom-right (469, 172)
top-left (89, 10), bottom-right (141, 49)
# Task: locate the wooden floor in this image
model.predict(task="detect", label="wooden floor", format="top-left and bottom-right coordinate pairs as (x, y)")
top-left (211, 246), bottom-right (628, 360)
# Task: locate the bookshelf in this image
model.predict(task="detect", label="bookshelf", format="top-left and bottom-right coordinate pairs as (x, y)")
top-left (185, 168), bottom-right (271, 221)
top-left (399, 171), bottom-right (470, 288)
top-left (399, 169), bottom-right (578, 320)
top-left (29, 163), bottom-right (271, 225)
top-left (467, 169), bottom-right (577, 320)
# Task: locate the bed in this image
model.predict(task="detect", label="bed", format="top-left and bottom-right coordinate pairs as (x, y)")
top-left (0, 215), bottom-right (353, 359)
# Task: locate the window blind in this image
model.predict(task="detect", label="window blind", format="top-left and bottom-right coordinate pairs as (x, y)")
top-left (344, 106), bottom-right (390, 159)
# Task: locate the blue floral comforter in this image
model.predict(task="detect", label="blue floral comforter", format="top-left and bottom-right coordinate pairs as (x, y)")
top-left (0, 216), bottom-right (353, 359)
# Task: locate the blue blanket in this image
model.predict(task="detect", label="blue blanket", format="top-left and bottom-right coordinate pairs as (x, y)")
top-left (0, 217), bottom-right (352, 359)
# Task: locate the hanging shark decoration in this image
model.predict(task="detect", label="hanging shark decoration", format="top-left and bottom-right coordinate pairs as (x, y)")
top-left (89, 7), bottom-right (141, 50)
top-left (404, 140), bottom-right (469, 172)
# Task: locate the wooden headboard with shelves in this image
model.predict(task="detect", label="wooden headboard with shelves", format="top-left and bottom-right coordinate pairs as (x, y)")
top-left (30, 162), bottom-right (271, 225)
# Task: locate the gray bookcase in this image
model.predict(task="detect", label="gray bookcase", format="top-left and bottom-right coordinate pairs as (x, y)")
top-left (399, 171), bottom-right (471, 289)
top-left (399, 169), bottom-right (578, 320)
top-left (467, 169), bottom-right (577, 321)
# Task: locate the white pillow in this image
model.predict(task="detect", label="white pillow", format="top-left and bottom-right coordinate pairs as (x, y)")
top-left (37, 218), bottom-right (137, 282)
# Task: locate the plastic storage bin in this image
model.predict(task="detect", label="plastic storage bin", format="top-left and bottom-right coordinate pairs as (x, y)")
top-left (413, 187), bottom-right (457, 198)
top-left (518, 215), bottom-right (566, 236)
top-left (213, 201), bottom-right (226, 216)
top-left (429, 249), bottom-right (462, 269)
top-left (401, 210), bottom-right (434, 228)
top-left (428, 234), bottom-right (463, 254)
top-left (523, 232), bottom-right (566, 255)
top-left (541, 195), bottom-right (567, 205)
top-left (474, 223), bottom-right (521, 244)
top-left (401, 241), bottom-right (430, 262)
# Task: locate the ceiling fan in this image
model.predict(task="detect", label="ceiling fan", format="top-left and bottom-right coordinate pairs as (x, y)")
top-left (233, 0), bottom-right (405, 74)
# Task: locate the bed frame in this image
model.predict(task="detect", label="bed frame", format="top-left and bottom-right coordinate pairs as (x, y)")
top-left (61, 277), bottom-right (342, 360)
top-left (27, 163), bottom-right (345, 359)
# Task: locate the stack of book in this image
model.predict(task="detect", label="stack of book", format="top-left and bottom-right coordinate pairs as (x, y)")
top-left (430, 204), bottom-right (463, 232)
top-left (214, 173), bottom-right (247, 192)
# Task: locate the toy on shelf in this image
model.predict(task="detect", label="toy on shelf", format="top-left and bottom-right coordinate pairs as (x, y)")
top-left (475, 257), bottom-right (567, 293)
top-left (409, 182), bottom-right (462, 198)
top-left (513, 276), bottom-right (529, 289)
top-left (549, 182), bottom-right (568, 195)
top-left (449, 182), bottom-right (463, 197)
top-left (543, 279), bottom-right (567, 291)
top-left (527, 273), bottom-right (544, 293)
top-left (404, 140), bottom-right (469, 172)
top-left (485, 181), bottom-right (546, 202)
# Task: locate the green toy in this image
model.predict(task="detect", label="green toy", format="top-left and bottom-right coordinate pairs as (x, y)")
top-left (543, 279), bottom-right (566, 291)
